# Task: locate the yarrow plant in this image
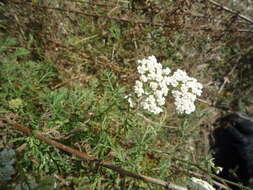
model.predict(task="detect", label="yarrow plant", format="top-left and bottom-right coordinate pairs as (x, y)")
top-left (127, 56), bottom-right (203, 114)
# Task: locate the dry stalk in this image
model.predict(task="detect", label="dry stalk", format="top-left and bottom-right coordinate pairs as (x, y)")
top-left (9, 0), bottom-right (252, 34)
top-left (10, 0), bottom-right (170, 28)
top-left (2, 118), bottom-right (187, 190)
top-left (207, 0), bottom-right (253, 25)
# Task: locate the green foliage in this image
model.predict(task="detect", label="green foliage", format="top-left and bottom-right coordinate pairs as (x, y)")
top-left (0, 34), bottom-right (215, 188)
top-left (1, 0), bottom-right (252, 188)
top-left (14, 177), bottom-right (55, 190)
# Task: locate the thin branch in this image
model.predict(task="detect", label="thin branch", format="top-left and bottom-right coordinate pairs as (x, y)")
top-left (10, 0), bottom-right (253, 33)
top-left (171, 157), bottom-right (253, 190)
top-left (207, 0), bottom-right (253, 25)
top-left (2, 118), bottom-right (187, 190)
top-left (170, 165), bottom-right (231, 190)
top-left (46, 38), bottom-right (90, 60)
top-left (218, 64), bottom-right (237, 94)
top-left (10, 0), bottom-right (169, 28)
top-left (197, 98), bottom-right (214, 107)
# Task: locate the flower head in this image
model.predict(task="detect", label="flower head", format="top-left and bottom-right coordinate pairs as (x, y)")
top-left (128, 56), bottom-right (203, 115)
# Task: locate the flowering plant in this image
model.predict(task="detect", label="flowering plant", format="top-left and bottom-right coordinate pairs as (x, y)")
top-left (127, 56), bottom-right (203, 114)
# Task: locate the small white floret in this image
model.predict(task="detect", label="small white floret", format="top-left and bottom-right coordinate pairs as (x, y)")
top-left (173, 69), bottom-right (189, 82)
top-left (140, 75), bottom-right (148, 82)
top-left (163, 68), bottom-right (171, 75)
top-left (150, 82), bottom-right (158, 90)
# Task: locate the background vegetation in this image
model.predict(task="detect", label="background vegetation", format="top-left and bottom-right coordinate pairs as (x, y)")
top-left (0, 0), bottom-right (253, 189)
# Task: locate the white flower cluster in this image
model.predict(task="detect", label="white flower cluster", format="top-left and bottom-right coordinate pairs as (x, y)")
top-left (130, 56), bottom-right (171, 114)
top-left (171, 69), bottom-right (203, 114)
top-left (128, 56), bottom-right (203, 114)
top-left (188, 177), bottom-right (215, 190)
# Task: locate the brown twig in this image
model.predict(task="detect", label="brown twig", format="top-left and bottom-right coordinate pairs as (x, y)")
top-left (47, 39), bottom-right (90, 60)
top-left (218, 64), bottom-right (237, 94)
top-left (207, 0), bottom-right (253, 25)
top-left (171, 157), bottom-right (252, 190)
top-left (197, 98), bottom-right (214, 107)
top-left (52, 75), bottom-right (80, 90)
top-left (10, 0), bottom-right (253, 33)
top-left (2, 118), bottom-right (187, 190)
top-left (171, 165), bottom-right (231, 190)
top-left (10, 0), bottom-right (170, 28)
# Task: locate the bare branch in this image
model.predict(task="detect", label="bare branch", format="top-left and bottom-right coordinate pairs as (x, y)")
top-left (10, 0), bottom-right (253, 33)
top-left (2, 118), bottom-right (187, 190)
top-left (207, 0), bottom-right (253, 25)
top-left (10, 0), bottom-right (169, 28)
